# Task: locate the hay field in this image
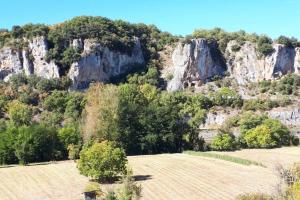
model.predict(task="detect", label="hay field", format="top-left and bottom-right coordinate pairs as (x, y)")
top-left (0, 147), bottom-right (300, 200)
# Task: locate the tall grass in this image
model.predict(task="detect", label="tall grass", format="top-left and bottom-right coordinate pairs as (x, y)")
top-left (184, 151), bottom-right (265, 167)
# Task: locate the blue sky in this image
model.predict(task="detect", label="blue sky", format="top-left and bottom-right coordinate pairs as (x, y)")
top-left (1, 0), bottom-right (299, 39)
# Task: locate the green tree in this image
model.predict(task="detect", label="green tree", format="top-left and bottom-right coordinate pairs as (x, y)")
top-left (77, 141), bottom-right (127, 182)
top-left (7, 100), bottom-right (33, 126)
top-left (0, 125), bottom-right (18, 164)
top-left (14, 125), bottom-right (63, 164)
top-left (244, 125), bottom-right (276, 148)
top-left (211, 131), bottom-right (236, 151)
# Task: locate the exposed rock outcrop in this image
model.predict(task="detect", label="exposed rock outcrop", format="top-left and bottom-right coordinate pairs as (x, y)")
top-left (226, 41), bottom-right (296, 84)
top-left (68, 38), bottom-right (144, 89)
top-left (0, 36), bottom-right (144, 88)
top-left (0, 47), bottom-right (23, 81)
top-left (165, 39), bottom-right (226, 91)
top-left (0, 36), bottom-right (60, 80)
top-left (26, 37), bottom-right (60, 79)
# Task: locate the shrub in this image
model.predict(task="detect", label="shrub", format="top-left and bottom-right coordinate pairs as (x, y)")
top-left (0, 126), bottom-right (18, 164)
top-left (210, 87), bottom-right (243, 108)
top-left (276, 35), bottom-right (295, 48)
top-left (42, 90), bottom-right (68, 113)
top-left (211, 131), bottom-right (237, 151)
top-left (7, 100), bottom-right (32, 126)
top-left (239, 112), bottom-right (267, 134)
top-left (58, 125), bottom-right (81, 148)
top-left (244, 125), bottom-right (276, 148)
top-left (14, 124), bottom-right (63, 164)
top-left (242, 99), bottom-right (278, 111)
top-left (77, 141), bottom-right (127, 182)
top-left (257, 36), bottom-right (274, 56)
top-left (243, 119), bottom-right (292, 148)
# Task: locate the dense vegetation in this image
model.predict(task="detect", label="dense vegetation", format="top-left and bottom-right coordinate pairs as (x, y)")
top-left (0, 17), bottom-right (299, 166)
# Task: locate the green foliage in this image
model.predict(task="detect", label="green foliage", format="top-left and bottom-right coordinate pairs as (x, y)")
top-left (211, 131), bottom-right (237, 151)
top-left (238, 112), bottom-right (267, 134)
top-left (184, 151), bottom-right (264, 166)
top-left (276, 74), bottom-right (300, 95)
top-left (210, 87), bottom-right (243, 108)
top-left (14, 124), bottom-right (63, 164)
top-left (276, 35), bottom-right (300, 48)
top-left (77, 141), bottom-right (127, 182)
top-left (242, 99), bottom-right (279, 111)
top-left (58, 125), bottom-right (81, 148)
top-left (43, 90), bottom-right (68, 113)
top-left (7, 100), bottom-right (33, 126)
top-left (257, 35), bottom-right (274, 56)
top-left (243, 118), bottom-right (291, 148)
top-left (11, 24), bottom-right (49, 39)
top-left (192, 28), bottom-right (258, 53)
top-left (60, 47), bottom-right (81, 70)
top-left (0, 125), bottom-right (18, 164)
top-left (244, 125), bottom-right (276, 148)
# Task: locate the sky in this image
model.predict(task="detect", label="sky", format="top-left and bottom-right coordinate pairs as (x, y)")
top-left (1, 0), bottom-right (299, 39)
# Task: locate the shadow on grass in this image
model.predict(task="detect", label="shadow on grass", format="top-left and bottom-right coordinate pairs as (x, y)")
top-left (133, 175), bottom-right (152, 181)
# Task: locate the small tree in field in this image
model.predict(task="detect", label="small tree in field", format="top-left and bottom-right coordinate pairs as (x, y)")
top-left (77, 141), bottom-right (127, 182)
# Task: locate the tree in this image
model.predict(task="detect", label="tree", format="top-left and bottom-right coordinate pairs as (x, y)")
top-left (0, 125), bottom-right (18, 164)
top-left (210, 87), bottom-right (242, 108)
top-left (58, 125), bottom-right (81, 148)
top-left (211, 131), bottom-right (237, 151)
top-left (244, 125), bottom-right (276, 148)
top-left (14, 124), bottom-right (63, 164)
top-left (82, 83), bottom-right (119, 142)
top-left (7, 100), bottom-right (33, 126)
top-left (77, 141), bottom-right (127, 182)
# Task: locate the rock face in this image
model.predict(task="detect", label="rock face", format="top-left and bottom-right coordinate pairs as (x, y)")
top-left (0, 47), bottom-right (23, 81)
top-left (165, 39), bottom-right (300, 91)
top-left (166, 39), bottom-right (226, 91)
top-left (226, 41), bottom-right (296, 85)
top-left (0, 36), bottom-right (60, 80)
top-left (68, 38), bottom-right (144, 89)
top-left (268, 107), bottom-right (300, 127)
top-left (24, 36), bottom-right (60, 79)
top-left (0, 37), bottom-right (144, 88)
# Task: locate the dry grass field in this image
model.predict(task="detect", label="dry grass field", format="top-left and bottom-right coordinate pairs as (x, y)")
top-left (0, 147), bottom-right (300, 200)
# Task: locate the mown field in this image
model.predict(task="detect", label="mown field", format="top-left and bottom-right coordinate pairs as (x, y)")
top-left (0, 147), bottom-right (300, 200)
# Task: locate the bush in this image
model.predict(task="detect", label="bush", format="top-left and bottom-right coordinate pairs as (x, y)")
top-left (0, 126), bottom-right (18, 164)
top-left (242, 99), bottom-right (278, 111)
top-left (210, 87), bottom-right (243, 108)
top-left (257, 36), bottom-right (274, 56)
top-left (7, 100), bottom-right (32, 126)
top-left (244, 125), bottom-right (276, 148)
top-left (77, 141), bottom-right (127, 182)
top-left (58, 125), bottom-right (81, 148)
top-left (243, 119), bottom-right (292, 148)
top-left (14, 124), bottom-right (63, 164)
top-left (211, 131), bottom-right (237, 151)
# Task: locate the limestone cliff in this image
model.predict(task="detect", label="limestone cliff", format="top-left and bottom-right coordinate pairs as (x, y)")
top-left (164, 39), bottom-right (226, 91)
top-left (164, 39), bottom-right (300, 91)
top-left (68, 37), bottom-right (144, 89)
top-left (0, 36), bottom-right (60, 80)
top-left (226, 40), bottom-right (296, 84)
top-left (0, 36), bottom-right (144, 89)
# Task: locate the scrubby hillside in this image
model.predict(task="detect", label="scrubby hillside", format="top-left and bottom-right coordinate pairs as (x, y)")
top-left (0, 16), bottom-right (299, 166)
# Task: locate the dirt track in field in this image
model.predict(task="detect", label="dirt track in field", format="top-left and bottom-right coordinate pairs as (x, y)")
top-left (0, 147), bottom-right (299, 200)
